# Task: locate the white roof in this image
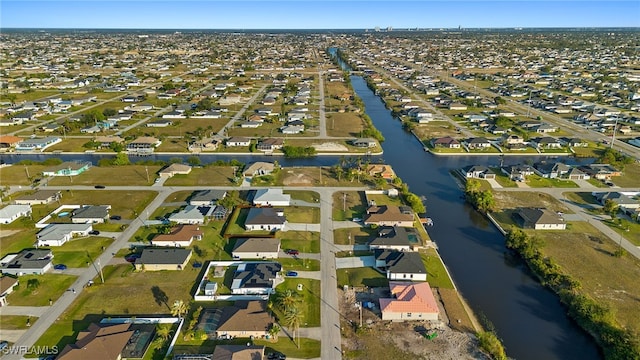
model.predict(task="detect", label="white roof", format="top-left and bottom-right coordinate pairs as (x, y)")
top-left (0, 205), bottom-right (31, 219)
top-left (253, 188), bottom-right (291, 205)
top-left (37, 223), bottom-right (92, 241)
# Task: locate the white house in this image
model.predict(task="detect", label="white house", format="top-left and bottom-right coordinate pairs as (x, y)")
top-left (169, 205), bottom-right (207, 225)
top-left (0, 249), bottom-right (53, 276)
top-left (375, 250), bottom-right (427, 282)
top-left (244, 207), bottom-right (286, 231)
top-left (253, 189), bottom-right (291, 207)
top-left (0, 205), bottom-right (32, 224)
top-left (36, 223), bottom-right (93, 247)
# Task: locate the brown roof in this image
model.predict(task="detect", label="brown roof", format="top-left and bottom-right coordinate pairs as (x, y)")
top-left (57, 323), bottom-right (133, 360)
top-left (209, 301), bottom-right (272, 333)
top-left (0, 276), bottom-right (18, 295)
top-left (212, 345), bottom-right (265, 360)
top-left (153, 224), bottom-right (203, 243)
top-left (364, 205), bottom-right (413, 224)
top-left (0, 135), bottom-right (23, 145)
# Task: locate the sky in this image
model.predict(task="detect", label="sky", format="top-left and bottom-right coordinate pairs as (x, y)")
top-left (1, 1), bottom-right (639, 29)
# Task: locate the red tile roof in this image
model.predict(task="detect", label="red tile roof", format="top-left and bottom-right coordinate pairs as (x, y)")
top-left (379, 281), bottom-right (439, 314)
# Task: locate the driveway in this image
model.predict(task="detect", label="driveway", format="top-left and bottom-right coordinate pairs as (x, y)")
top-left (486, 179), bottom-right (503, 189)
top-left (284, 223), bottom-right (320, 232)
top-left (335, 256), bottom-right (375, 269)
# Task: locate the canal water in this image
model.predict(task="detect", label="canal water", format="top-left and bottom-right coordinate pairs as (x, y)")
top-left (347, 74), bottom-right (601, 359)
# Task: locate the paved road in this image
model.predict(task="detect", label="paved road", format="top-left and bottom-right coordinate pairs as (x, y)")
top-left (215, 84), bottom-right (268, 138)
top-left (317, 69), bottom-right (328, 138)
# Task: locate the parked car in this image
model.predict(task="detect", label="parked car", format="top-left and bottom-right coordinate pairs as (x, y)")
top-left (89, 230), bottom-right (100, 235)
top-left (285, 249), bottom-right (299, 256)
top-left (125, 254), bottom-right (140, 263)
top-left (0, 341), bottom-right (8, 350)
top-left (94, 185), bottom-right (106, 189)
top-left (54, 264), bottom-right (67, 270)
top-left (352, 218), bottom-right (362, 222)
top-left (286, 271), bottom-right (298, 277)
top-left (110, 215), bottom-right (122, 220)
top-left (192, 262), bottom-right (203, 268)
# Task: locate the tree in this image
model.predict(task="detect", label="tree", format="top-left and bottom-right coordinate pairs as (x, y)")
top-left (273, 289), bottom-right (301, 312)
top-left (171, 299), bottom-right (188, 319)
top-left (187, 156), bottom-right (201, 166)
top-left (112, 152), bottom-right (130, 166)
top-left (268, 323), bottom-right (281, 341)
top-left (283, 306), bottom-right (303, 348)
top-left (156, 324), bottom-right (173, 341)
top-left (603, 199), bottom-right (619, 219)
top-left (102, 108), bottom-right (117, 117)
top-left (27, 278), bottom-right (40, 291)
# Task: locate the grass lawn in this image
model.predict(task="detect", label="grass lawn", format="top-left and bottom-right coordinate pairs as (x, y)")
top-left (33, 263), bottom-right (200, 350)
top-left (493, 191), bottom-right (573, 214)
top-left (438, 288), bottom-right (476, 333)
top-left (365, 193), bottom-right (403, 207)
top-left (526, 174), bottom-right (579, 188)
top-left (533, 221), bottom-right (640, 335)
top-left (0, 228), bottom-right (38, 258)
top-left (283, 206), bottom-right (319, 223)
top-left (277, 167), bottom-right (369, 188)
top-left (0, 315), bottom-right (37, 330)
top-left (336, 267), bottom-right (388, 288)
top-left (572, 146), bottom-right (600, 158)
top-left (326, 112), bottom-right (364, 138)
top-left (223, 207), bottom-right (271, 237)
top-left (333, 228), bottom-right (375, 245)
top-left (613, 163), bottom-right (640, 188)
top-left (47, 165), bottom-right (163, 186)
top-left (283, 190), bottom-right (319, 203)
top-left (277, 258), bottom-right (321, 271)
top-left (45, 138), bottom-right (93, 152)
top-left (164, 166), bottom-right (237, 186)
top-left (275, 278), bottom-right (321, 327)
top-left (47, 237), bottom-right (114, 268)
top-left (0, 164), bottom-right (49, 185)
top-left (280, 231), bottom-right (320, 253)
top-left (332, 191), bottom-right (367, 221)
top-left (587, 178), bottom-right (609, 188)
top-left (563, 192), bottom-right (600, 208)
top-left (53, 190), bottom-right (157, 221)
top-left (491, 169), bottom-right (517, 187)
top-left (419, 248), bottom-right (454, 289)
top-left (601, 219), bottom-right (640, 246)
top-left (7, 274), bottom-right (77, 306)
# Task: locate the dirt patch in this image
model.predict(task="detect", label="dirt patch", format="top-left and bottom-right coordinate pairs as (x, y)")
top-left (339, 287), bottom-right (487, 360)
top-left (283, 171), bottom-right (315, 186)
top-left (0, 230), bottom-right (20, 239)
top-left (312, 142), bottom-right (349, 152)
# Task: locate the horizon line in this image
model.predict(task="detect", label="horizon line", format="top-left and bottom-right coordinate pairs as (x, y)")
top-left (2, 26), bottom-right (640, 30)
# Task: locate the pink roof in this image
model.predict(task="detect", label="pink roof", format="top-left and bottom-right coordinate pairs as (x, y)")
top-left (379, 281), bottom-right (439, 314)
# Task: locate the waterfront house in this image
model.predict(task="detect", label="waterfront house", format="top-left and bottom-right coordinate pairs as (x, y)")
top-left (225, 137), bottom-right (251, 147)
top-left (374, 250), bottom-right (427, 281)
top-left (126, 136), bottom-right (160, 154)
top-left (257, 138), bottom-right (284, 152)
top-left (431, 136), bottom-right (461, 149)
top-left (516, 208), bottom-right (566, 230)
top-left (243, 162), bottom-right (275, 177)
top-left (466, 137), bottom-right (492, 150)
top-left (159, 163), bottom-right (192, 178)
top-left (15, 136), bottom-right (62, 152)
top-left (379, 282), bottom-right (439, 321)
top-left (501, 164), bottom-right (535, 181)
top-left (464, 165), bottom-right (496, 179)
top-left (42, 161), bottom-right (91, 177)
top-left (369, 226), bottom-right (413, 251)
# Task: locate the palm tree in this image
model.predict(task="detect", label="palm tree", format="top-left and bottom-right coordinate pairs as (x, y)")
top-left (171, 299), bottom-right (188, 319)
top-left (268, 323), bottom-right (281, 342)
top-left (273, 289), bottom-right (300, 312)
top-left (156, 324), bottom-right (173, 341)
top-left (283, 306), bottom-right (303, 349)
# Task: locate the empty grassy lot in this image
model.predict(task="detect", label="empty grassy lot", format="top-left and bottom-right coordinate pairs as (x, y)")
top-left (278, 257), bottom-right (321, 271)
top-left (7, 274), bottom-right (77, 306)
top-left (280, 231), bottom-right (320, 253)
top-left (163, 166), bottom-right (236, 186)
top-left (526, 174), bottom-right (579, 188)
top-left (283, 206), bottom-right (320, 223)
top-left (52, 190), bottom-right (157, 221)
top-left (333, 228), bottom-right (375, 246)
top-left (47, 237), bottom-right (113, 268)
top-left (336, 267), bottom-right (388, 288)
top-left (611, 162), bottom-right (640, 188)
top-left (0, 315), bottom-right (37, 330)
top-left (276, 167), bottom-right (370, 188)
top-left (326, 112), bottom-right (364, 137)
top-left (47, 165), bottom-right (164, 186)
top-left (283, 190), bottom-right (319, 203)
top-left (45, 138), bottom-right (94, 152)
top-left (0, 228), bottom-right (38, 258)
top-left (332, 191), bottom-right (367, 221)
top-left (0, 164), bottom-right (49, 185)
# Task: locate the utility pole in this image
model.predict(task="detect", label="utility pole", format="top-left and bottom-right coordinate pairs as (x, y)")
top-left (359, 301), bottom-right (363, 327)
top-left (97, 259), bottom-right (104, 283)
top-left (319, 166), bottom-right (322, 185)
top-left (610, 118), bottom-right (618, 149)
top-left (24, 166), bottom-right (30, 180)
top-left (145, 166), bottom-right (150, 183)
top-left (343, 192), bottom-right (346, 212)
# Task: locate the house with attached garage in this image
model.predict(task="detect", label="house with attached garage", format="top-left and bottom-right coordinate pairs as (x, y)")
top-left (159, 163), bottom-right (192, 178)
top-left (168, 205), bottom-right (210, 225)
top-left (379, 281), bottom-right (440, 321)
top-left (134, 248), bottom-right (192, 271)
top-left (368, 226), bottom-right (413, 251)
top-left (501, 164), bottom-right (535, 181)
top-left (126, 136), bottom-right (161, 154)
top-left (364, 205), bottom-right (414, 227)
top-left (466, 137), bottom-right (492, 150)
top-left (374, 250), bottom-right (427, 281)
top-left (231, 262), bottom-right (282, 295)
top-left (516, 208), bottom-right (566, 230)
top-left (151, 224), bottom-right (203, 247)
top-left (197, 301), bottom-right (273, 340)
top-left (36, 223), bottom-right (93, 247)
top-left (232, 238), bottom-right (281, 259)
top-left (257, 138), bottom-right (284, 152)
top-left (533, 162), bottom-right (570, 179)
top-left (0, 276), bottom-right (19, 306)
top-left (431, 136), bottom-right (461, 149)
top-left (71, 205), bottom-right (111, 224)
top-left (14, 190), bottom-right (61, 205)
top-left (463, 165), bottom-right (496, 179)
top-left (0, 249), bottom-right (53, 276)
top-left (225, 137), bottom-right (251, 147)
top-left (243, 162), bottom-right (275, 177)
top-left (595, 192), bottom-right (640, 212)
top-left (351, 138), bottom-right (378, 148)
top-left (244, 207), bottom-right (286, 231)
top-left (189, 190), bottom-right (227, 206)
top-left (0, 205), bottom-right (32, 224)
top-left (253, 188), bottom-right (291, 207)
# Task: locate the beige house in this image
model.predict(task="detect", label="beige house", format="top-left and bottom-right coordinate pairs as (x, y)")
top-left (134, 248), bottom-right (192, 271)
top-left (159, 163), bottom-right (192, 178)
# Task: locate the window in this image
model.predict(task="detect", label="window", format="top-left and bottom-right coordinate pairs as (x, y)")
top-left (406, 313), bottom-right (412, 317)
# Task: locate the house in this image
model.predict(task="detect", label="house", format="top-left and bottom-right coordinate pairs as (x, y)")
top-left (595, 192), bottom-right (640, 210)
top-left (126, 136), bottom-right (161, 154)
top-left (14, 190), bottom-right (61, 205)
top-left (225, 137), bottom-right (251, 147)
top-left (464, 165), bottom-right (496, 179)
top-left (239, 121), bottom-right (262, 128)
top-left (71, 205), bottom-right (111, 223)
top-left (379, 281), bottom-right (439, 321)
top-left (147, 119), bottom-right (173, 127)
top-left (280, 124), bottom-right (305, 134)
top-left (42, 161), bottom-right (91, 177)
top-left (36, 223), bottom-right (93, 247)
top-left (448, 103), bottom-right (468, 111)
top-left (567, 138), bottom-right (588, 147)
top-left (369, 226), bottom-right (413, 251)
top-left (364, 205), bottom-right (414, 227)
top-left (566, 167), bottom-right (589, 180)
top-left (535, 137), bottom-right (563, 149)
top-left (151, 224), bottom-right (203, 247)
top-left (210, 205), bottom-right (228, 220)
top-left (502, 165), bottom-right (535, 181)
top-left (94, 136), bottom-right (124, 149)
top-left (15, 136), bottom-right (62, 152)
top-left (210, 345), bottom-right (266, 360)
top-left (197, 301), bottom-right (273, 339)
top-left (375, 250), bottom-right (427, 281)
top-left (367, 164), bottom-right (396, 179)
top-left (516, 208), bottom-right (566, 230)
top-left (189, 190), bottom-right (227, 206)
top-left (0, 249), bottom-right (53, 276)
top-left (168, 205), bottom-right (209, 225)
top-left (243, 162), bottom-right (275, 177)
top-left (232, 238), bottom-right (281, 259)
top-left (231, 263), bottom-right (281, 295)
top-left (536, 124), bottom-right (559, 133)
top-left (579, 164), bottom-right (622, 180)
top-left (0, 275), bottom-right (19, 306)
top-left (0, 135), bottom-right (23, 151)
top-left (253, 188), bottom-right (291, 207)
top-left (244, 207), bottom-right (286, 231)
top-left (134, 248), bottom-right (192, 271)
top-left (431, 136), bottom-right (461, 149)
top-left (159, 163), bottom-right (192, 178)
top-left (533, 162), bottom-right (570, 179)
top-left (466, 137), bottom-right (492, 149)
top-left (57, 323), bottom-right (137, 360)
top-left (257, 138), bottom-right (284, 152)
top-left (0, 205), bottom-right (31, 224)
top-left (351, 138), bottom-right (378, 148)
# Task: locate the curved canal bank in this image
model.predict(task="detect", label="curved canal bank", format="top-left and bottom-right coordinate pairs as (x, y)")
top-left (348, 74), bottom-right (601, 360)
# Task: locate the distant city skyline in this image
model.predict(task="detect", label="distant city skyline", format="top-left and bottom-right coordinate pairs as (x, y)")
top-left (1, 1), bottom-right (639, 29)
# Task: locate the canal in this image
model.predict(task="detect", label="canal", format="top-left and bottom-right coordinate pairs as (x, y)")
top-left (347, 73), bottom-right (601, 359)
